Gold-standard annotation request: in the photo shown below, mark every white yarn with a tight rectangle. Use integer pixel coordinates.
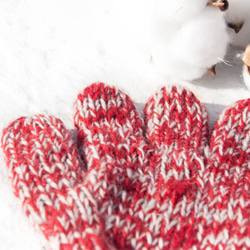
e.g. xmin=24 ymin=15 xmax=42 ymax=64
xmin=151 ymin=0 xmax=229 ymax=81
xmin=225 ymin=0 xmax=250 ymax=48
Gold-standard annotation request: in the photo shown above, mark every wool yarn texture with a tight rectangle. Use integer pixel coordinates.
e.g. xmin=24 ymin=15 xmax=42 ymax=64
xmin=1 ymin=115 xmax=115 ymax=250
xmin=2 ymin=82 xmax=250 ymax=249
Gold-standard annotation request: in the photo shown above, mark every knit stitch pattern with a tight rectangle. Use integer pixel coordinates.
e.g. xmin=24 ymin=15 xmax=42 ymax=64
xmin=1 ymin=82 xmax=250 ymax=250
xmin=1 ymin=115 xmax=114 ymax=250
xmin=74 ymin=83 xmax=148 ymax=247
xmin=128 ymin=86 xmax=210 ymax=249
xmin=129 ymin=87 xmax=250 ymax=250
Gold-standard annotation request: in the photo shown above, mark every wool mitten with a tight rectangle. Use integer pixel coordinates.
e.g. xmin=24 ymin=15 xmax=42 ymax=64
xmin=1 ymin=115 xmax=115 ymax=249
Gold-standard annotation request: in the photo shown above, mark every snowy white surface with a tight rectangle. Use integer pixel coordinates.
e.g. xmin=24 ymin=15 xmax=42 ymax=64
xmin=0 ymin=1 xmax=249 ymax=249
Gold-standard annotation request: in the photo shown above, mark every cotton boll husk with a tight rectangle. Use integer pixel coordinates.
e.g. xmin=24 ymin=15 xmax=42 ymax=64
xmin=225 ymin=0 xmax=250 ymax=48
xmin=151 ymin=5 xmax=229 ymax=81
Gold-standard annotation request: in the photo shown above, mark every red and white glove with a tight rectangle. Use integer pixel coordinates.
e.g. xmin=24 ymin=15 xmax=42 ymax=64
xmin=2 ymin=82 xmax=250 ymax=249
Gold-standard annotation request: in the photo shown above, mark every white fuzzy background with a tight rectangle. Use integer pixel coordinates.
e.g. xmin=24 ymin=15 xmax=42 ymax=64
xmin=0 ymin=1 xmax=249 ymax=249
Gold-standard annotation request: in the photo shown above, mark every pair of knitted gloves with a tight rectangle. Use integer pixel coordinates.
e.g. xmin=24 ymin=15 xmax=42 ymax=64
xmin=2 ymin=82 xmax=250 ymax=250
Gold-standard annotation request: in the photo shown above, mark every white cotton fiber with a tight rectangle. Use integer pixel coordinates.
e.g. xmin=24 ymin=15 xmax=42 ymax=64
xmin=225 ymin=0 xmax=250 ymax=48
xmin=151 ymin=0 xmax=229 ymax=81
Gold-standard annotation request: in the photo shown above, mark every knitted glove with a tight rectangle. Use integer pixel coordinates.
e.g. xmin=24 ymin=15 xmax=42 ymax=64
xmin=2 ymin=82 xmax=250 ymax=250
xmin=74 ymin=83 xmax=250 ymax=249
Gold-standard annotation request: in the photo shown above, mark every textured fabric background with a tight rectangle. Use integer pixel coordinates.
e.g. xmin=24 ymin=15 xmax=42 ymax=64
xmin=0 ymin=1 xmax=249 ymax=249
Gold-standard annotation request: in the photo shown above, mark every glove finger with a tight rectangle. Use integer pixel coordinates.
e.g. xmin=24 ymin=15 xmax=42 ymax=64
xmin=198 ymin=99 xmax=250 ymax=249
xmin=1 ymin=115 xmax=114 ymax=249
xmin=74 ymin=82 xmax=147 ymax=245
xmin=1 ymin=114 xmax=85 ymax=195
xmin=144 ymin=85 xmax=209 ymax=186
xmin=74 ymin=82 xmax=146 ymax=185
xmin=124 ymin=86 xmax=209 ymax=249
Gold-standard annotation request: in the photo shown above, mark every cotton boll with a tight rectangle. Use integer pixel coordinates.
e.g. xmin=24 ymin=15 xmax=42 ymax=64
xmin=151 ymin=2 xmax=229 ymax=81
xmin=225 ymin=0 xmax=250 ymax=48
xmin=243 ymin=45 xmax=250 ymax=89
